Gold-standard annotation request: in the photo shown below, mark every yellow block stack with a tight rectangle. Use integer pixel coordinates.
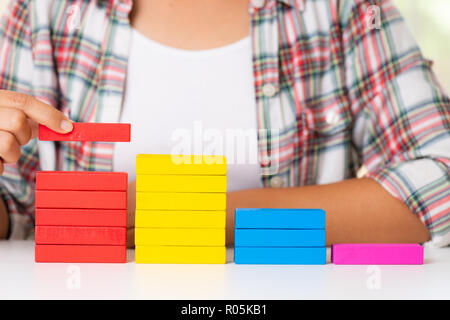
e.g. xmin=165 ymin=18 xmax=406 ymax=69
xmin=135 ymin=154 xmax=227 ymax=264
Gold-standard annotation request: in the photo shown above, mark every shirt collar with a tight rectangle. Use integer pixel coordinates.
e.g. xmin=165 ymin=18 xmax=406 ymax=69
xmin=96 ymin=0 xmax=305 ymax=10
xmin=94 ymin=0 xmax=306 ymax=16
xmin=95 ymin=0 xmax=133 ymax=14
xmin=95 ymin=0 xmax=131 ymax=7
xmin=277 ymin=0 xmax=305 ymax=10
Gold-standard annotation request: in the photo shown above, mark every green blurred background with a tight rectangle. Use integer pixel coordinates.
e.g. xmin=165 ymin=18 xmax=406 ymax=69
xmin=0 ymin=0 xmax=448 ymax=91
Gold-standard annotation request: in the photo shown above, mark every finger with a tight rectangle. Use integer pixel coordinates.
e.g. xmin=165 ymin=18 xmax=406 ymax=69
xmin=0 ymin=107 xmax=32 ymax=145
xmin=29 ymin=119 xmax=39 ymax=140
xmin=0 ymin=130 xmax=21 ymax=163
xmin=0 ymin=90 xmax=73 ymax=134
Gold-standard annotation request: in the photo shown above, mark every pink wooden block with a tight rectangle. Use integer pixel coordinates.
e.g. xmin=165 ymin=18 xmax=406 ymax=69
xmin=332 ymin=244 xmax=424 ymax=265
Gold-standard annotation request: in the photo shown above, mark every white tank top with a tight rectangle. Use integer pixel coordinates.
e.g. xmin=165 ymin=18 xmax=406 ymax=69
xmin=113 ymin=29 xmax=262 ymax=192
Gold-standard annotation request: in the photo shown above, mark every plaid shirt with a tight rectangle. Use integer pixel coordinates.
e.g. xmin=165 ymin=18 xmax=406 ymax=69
xmin=0 ymin=0 xmax=449 ymax=246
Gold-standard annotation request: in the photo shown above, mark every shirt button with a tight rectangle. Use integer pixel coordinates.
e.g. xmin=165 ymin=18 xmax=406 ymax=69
xmin=270 ymin=176 xmax=284 ymax=188
xmin=262 ymin=83 xmax=277 ymax=98
xmin=251 ymin=0 xmax=266 ymax=9
xmin=357 ymin=165 xmax=369 ymax=179
xmin=260 ymin=155 xmax=272 ymax=167
xmin=326 ymin=111 xmax=340 ymax=125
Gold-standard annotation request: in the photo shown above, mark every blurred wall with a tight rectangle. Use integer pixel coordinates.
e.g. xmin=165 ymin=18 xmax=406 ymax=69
xmin=0 ymin=0 xmax=448 ymax=91
xmin=394 ymin=0 xmax=450 ymax=92
xmin=0 ymin=0 xmax=7 ymax=14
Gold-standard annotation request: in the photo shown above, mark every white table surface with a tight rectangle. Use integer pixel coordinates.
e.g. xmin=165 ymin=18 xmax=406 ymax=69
xmin=1 ymin=241 xmax=449 ymax=300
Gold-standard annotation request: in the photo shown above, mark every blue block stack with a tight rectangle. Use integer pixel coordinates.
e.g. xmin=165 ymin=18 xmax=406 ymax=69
xmin=234 ymin=209 xmax=326 ymax=264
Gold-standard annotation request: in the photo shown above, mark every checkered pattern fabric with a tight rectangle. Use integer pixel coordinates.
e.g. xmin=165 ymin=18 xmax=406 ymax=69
xmin=0 ymin=0 xmax=448 ymax=245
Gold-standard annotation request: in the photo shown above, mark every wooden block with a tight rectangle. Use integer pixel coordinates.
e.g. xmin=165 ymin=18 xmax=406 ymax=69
xmin=332 ymin=244 xmax=424 ymax=265
xmin=35 ymin=208 xmax=127 ymax=227
xmin=135 ymin=228 xmax=225 ymax=246
xmin=234 ymin=229 xmax=325 ymax=247
xmin=35 ymin=226 xmax=126 ymax=245
xmin=36 ymin=171 xmax=127 ymax=191
xmin=39 ymin=123 xmax=131 ymax=142
xmin=136 ymin=175 xmax=227 ymax=193
xmin=135 ymin=246 xmax=226 ymax=264
xmin=136 ymin=154 xmax=226 ymax=175
xmin=35 ymin=190 xmax=127 ymax=209
xmin=235 ymin=208 xmax=325 ymax=229
xmin=35 ymin=245 xmax=126 ymax=263
xmin=136 ymin=192 xmax=226 ymax=210
xmin=135 ymin=210 xmax=226 ymax=228
xmin=234 ymin=247 xmax=326 ymax=265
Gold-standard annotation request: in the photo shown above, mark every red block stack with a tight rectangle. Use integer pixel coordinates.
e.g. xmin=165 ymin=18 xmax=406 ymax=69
xmin=35 ymin=123 xmax=130 ymax=263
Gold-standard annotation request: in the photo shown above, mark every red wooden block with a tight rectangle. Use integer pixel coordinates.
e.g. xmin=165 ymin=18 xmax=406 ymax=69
xmin=35 ymin=190 xmax=127 ymax=209
xmin=35 ymin=226 xmax=127 ymax=245
xmin=35 ymin=208 xmax=127 ymax=227
xmin=35 ymin=245 xmax=127 ymax=263
xmin=39 ymin=123 xmax=131 ymax=142
xmin=36 ymin=171 xmax=128 ymax=191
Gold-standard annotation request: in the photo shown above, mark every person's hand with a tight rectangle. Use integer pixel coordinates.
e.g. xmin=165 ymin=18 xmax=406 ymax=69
xmin=0 ymin=90 xmax=73 ymax=175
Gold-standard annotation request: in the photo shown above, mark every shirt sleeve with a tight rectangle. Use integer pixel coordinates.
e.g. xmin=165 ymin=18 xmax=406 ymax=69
xmin=0 ymin=0 xmax=39 ymax=239
xmin=341 ymin=0 xmax=450 ymax=246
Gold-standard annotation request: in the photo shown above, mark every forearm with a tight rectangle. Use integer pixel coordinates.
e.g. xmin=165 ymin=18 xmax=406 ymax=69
xmin=226 ymin=178 xmax=430 ymax=246
xmin=0 ymin=197 xmax=8 ymax=239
